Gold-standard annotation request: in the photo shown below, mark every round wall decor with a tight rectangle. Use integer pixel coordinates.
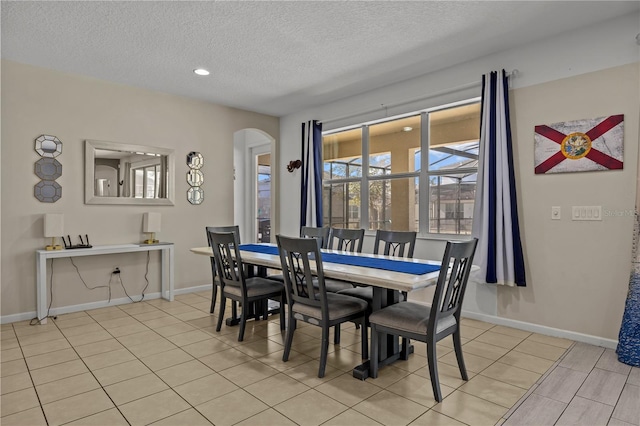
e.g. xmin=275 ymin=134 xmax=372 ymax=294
xmin=35 ymin=158 xmax=63 ymax=180
xmin=186 ymin=151 xmax=204 ymax=204
xmin=187 ymin=169 xmax=204 ymax=186
xmin=34 ymin=180 xmax=62 ymax=203
xmin=35 ymin=135 xmax=63 ymax=158
xmin=34 ymin=135 xmax=63 ymax=203
xmin=186 ymin=151 xmax=204 ymax=169
xmin=187 ymin=186 xmax=204 ymax=205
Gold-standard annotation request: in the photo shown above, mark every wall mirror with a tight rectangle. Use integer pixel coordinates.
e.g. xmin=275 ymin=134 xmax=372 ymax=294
xmin=85 ymin=140 xmax=175 ymax=205
xmin=35 ymin=135 xmax=62 ymax=158
xmin=187 ymin=169 xmax=204 ymax=186
xmin=186 ymin=151 xmax=203 ymax=169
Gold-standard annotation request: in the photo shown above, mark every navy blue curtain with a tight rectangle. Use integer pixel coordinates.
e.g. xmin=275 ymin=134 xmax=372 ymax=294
xmin=472 ymin=70 xmax=526 ymax=286
xmin=300 ymin=120 xmax=323 ymax=228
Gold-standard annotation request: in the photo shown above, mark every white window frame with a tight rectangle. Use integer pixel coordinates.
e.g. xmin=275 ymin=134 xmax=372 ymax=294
xmin=322 ymin=98 xmax=480 ymax=238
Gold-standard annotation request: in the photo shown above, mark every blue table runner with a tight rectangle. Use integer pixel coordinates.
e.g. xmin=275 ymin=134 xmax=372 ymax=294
xmin=239 ymin=244 xmax=439 ymax=275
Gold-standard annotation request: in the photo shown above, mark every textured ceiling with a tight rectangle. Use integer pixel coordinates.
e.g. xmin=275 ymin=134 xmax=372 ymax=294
xmin=2 ymin=1 xmax=638 ymax=116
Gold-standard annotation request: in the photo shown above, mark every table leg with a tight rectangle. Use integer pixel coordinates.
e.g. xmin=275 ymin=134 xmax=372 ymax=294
xmin=36 ymin=253 xmax=48 ymax=324
xmin=161 ymin=245 xmax=174 ymax=301
xmin=352 ymin=287 xmax=409 ymax=380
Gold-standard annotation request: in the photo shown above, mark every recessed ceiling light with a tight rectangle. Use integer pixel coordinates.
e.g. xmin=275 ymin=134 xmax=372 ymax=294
xmin=403 ymin=126 xmax=413 ymax=132
xmin=194 ymin=68 xmax=210 ymax=76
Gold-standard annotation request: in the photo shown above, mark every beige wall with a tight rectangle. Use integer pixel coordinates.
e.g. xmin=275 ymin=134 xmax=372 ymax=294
xmin=278 ymin=12 xmax=639 ymax=344
xmin=499 ymin=63 xmax=639 ymax=340
xmin=1 ymin=60 xmax=279 ymax=318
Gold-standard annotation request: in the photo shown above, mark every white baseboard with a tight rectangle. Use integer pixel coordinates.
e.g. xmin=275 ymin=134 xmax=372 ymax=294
xmin=1 ymin=284 xmax=215 ymax=325
xmin=173 ymin=284 xmax=213 ymax=295
xmin=462 ymin=309 xmax=619 ymax=349
xmin=1 ymin=283 xmax=619 ymax=350
xmin=1 ymin=293 xmax=161 ymax=324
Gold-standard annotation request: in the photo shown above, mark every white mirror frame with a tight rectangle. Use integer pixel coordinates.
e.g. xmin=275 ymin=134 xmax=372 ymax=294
xmin=85 ymin=140 xmax=175 ymax=205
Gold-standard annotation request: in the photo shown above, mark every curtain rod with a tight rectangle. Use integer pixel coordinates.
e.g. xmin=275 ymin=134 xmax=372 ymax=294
xmin=319 ymin=69 xmax=519 ymax=126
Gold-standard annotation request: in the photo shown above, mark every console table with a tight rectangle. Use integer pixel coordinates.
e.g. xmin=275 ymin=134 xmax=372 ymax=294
xmin=36 ymin=243 xmax=174 ymax=324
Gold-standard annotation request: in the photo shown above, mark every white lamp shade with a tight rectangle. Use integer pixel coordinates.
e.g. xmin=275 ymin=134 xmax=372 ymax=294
xmin=44 ymin=214 xmax=64 ymax=237
xmin=143 ymin=212 xmax=161 ymax=233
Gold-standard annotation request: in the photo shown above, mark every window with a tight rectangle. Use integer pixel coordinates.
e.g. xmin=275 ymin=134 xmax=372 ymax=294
xmin=322 ymin=101 xmax=480 ymax=235
xmin=133 ymin=164 xmax=161 ymax=199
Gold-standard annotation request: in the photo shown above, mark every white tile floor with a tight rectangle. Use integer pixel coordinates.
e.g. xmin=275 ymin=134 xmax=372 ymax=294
xmin=1 ymin=291 xmax=638 ymax=425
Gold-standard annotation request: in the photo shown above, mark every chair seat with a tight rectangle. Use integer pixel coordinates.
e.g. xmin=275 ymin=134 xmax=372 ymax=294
xmin=369 ymin=301 xmax=456 ymax=335
xmin=268 ymin=274 xmax=353 ymax=293
xmin=293 ymin=293 xmax=368 ymax=323
xmin=337 ymin=285 xmax=373 ymax=301
xmin=224 ymin=277 xmax=283 ymax=298
xmin=267 ymin=273 xmax=284 ymax=282
xmin=321 ymin=278 xmax=355 ymax=293
xmin=337 ymin=286 xmax=406 ymax=302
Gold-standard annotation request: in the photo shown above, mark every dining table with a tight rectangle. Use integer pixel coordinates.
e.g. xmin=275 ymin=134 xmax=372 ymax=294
xmin=190 ymin=242 xmax=445 ymax=380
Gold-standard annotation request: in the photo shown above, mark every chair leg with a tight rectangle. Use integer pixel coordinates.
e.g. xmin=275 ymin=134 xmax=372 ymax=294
xmin=279 ymin=297 xmax=286 ymax=331
xmin=427 ymin=338 xmax=442 ymax=402
xmin=319 ymin=325 xmax=330 ymax=378
xmin=210 ymin=282 xmax=218 ymax=314
xmin=360 ymin=317 xmax=368 ymax=359
xmin=453 ymin=330 xmax=468 ymax=381
xmin=369 ymin=324 xmax=379 ymax=378
xmin=282 ymin=316 xmax=296 ymax=362
xmin=334 ymin=324 xmax=341 ymax=345
xmin=215 ymin=295 xmax=226 ymax=332
xmin=238 ymin=303 xmax=247 ymax=342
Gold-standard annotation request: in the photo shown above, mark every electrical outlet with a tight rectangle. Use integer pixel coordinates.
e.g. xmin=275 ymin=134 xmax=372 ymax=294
xmin=113 ymin=267 xmax=120 ymax=274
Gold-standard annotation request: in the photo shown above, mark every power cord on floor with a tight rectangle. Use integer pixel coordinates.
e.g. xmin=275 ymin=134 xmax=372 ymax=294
xmin=30 ymin=250 xmax=153 ymax=324
xmin=114 ymin=251 xmax=150 ymax=303
xmin=70 ymin=257 xmax=112 ymax=303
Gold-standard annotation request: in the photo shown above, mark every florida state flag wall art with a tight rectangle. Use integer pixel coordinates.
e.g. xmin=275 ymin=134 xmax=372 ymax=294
xmin=534 ymin=115 xmax=624 ymax=174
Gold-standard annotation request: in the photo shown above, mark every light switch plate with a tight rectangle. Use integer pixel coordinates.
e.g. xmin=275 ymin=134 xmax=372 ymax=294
xmin=551 ymin=206 xmax=561 ymax=220
xmin=572 ymin=206 xmax=602 ymax=221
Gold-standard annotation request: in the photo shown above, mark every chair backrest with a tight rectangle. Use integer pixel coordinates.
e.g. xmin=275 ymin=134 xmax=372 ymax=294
xmin=328 ymin=228 xmax=365 ymax=252
xmin=300 ymin=226 xmax=330 ymax=249
xmin=374 ymin=230 xmax=417 ymax=258
xmin=429 ymin=238 xmax=478 ymax=333
xmin=206 ymin=225 xmax=240 ymax=248
xmin=209 ymin=231 xmax=246 ymax=295
xmin=276 ymin=234 xmax=329 ymax=317
xmin=206 ymin=226 xmax=241 ymax=281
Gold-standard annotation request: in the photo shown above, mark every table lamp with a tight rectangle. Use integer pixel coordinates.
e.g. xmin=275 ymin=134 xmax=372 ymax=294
xmin=44 ymin=213 xmax=64 ymax=250
xmin=142 ymin=212 xmax=160 ymax=244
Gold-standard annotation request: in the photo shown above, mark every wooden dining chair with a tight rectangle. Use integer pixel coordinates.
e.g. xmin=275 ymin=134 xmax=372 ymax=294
xmin=369 ymin=238 xmax=478 ymax=402
xmin=338 ymin=229 xmax=417 ymax=301
xmin=205 ymin=225 xmax=240 ymax=314
xmin=267 ymin=226 xmax=329 ymax=281
xmin=300 ymin=226 xmax=330 ymax=249
xmin=209 ymin=231 xmax=285 ymax=342
xmin=327 ymin=227 xmax=365 ymax=252
xmin=337 ymin=229 xmax=417 ymax=336
xmin=373 ymin=229 xmax=417 ymax=258
xmin=324 ymin=227 xmax=365 ymax=291
xmin=276 ymin=234 xmax=369 ymax=378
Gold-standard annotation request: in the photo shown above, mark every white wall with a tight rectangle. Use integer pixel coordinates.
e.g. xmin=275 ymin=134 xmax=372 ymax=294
xmin=277 ymin=13 xmax=640 ymax=344
xmin=1 ymin=60 xmax=279 ymax=320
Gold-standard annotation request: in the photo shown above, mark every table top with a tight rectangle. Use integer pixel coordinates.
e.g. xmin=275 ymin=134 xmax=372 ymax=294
xmin=190 ymin=243 xmax=442 ymax=293
xmin=37 ymin=242 xmax=174 ymax=258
